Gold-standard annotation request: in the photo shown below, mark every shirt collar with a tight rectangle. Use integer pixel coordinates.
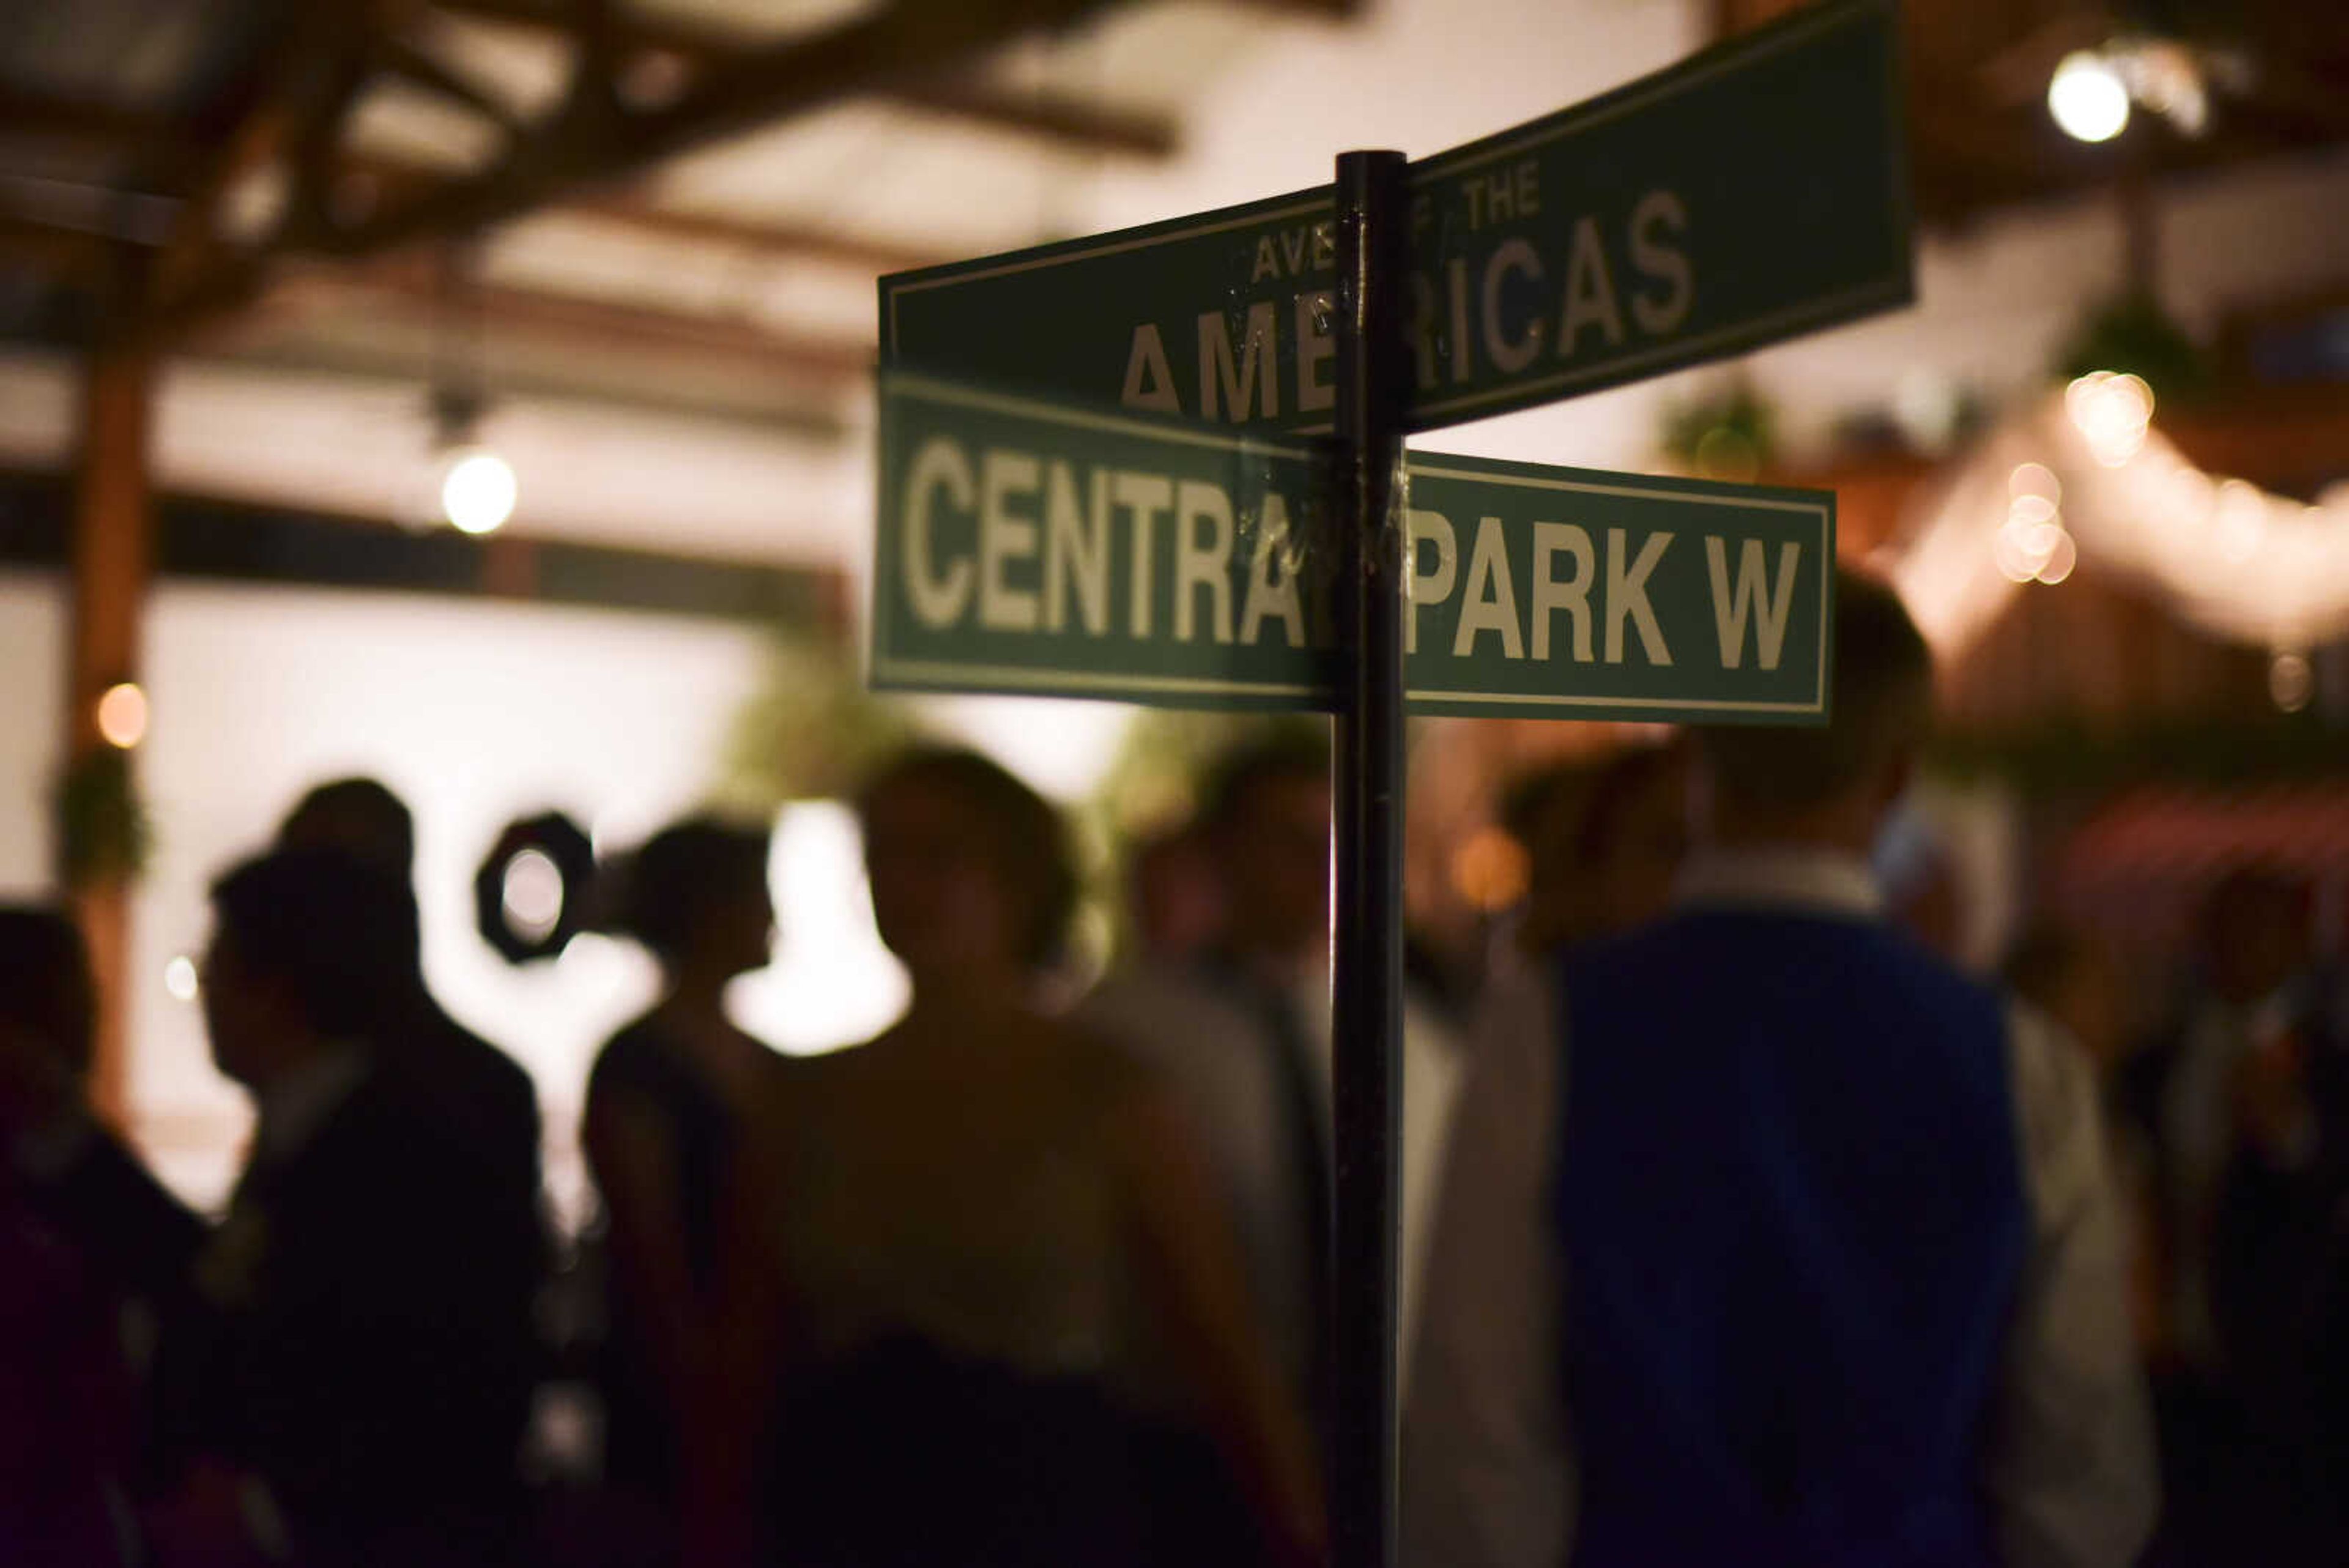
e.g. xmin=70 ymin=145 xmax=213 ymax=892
xmin=251 ymin=1041 xmax=369 ymax=1165
xmin=1672 ymin=847 xmax=1884 ymax=920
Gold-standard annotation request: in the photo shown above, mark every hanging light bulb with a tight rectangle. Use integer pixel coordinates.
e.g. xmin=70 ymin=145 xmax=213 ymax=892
xmin=441 ymin=446 xmax=518 ymax=535
xmin=2050 ymin=51 xmax=2131 ymax=143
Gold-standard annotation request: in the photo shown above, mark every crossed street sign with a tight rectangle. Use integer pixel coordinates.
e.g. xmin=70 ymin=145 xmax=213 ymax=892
xmin=872 ymin=371 xmax=1835 ymax=723
xmin=866 ymin=2 xmax=1912 ymax=1562
xmin=883 ymin=0 xmax=1907 ymax=439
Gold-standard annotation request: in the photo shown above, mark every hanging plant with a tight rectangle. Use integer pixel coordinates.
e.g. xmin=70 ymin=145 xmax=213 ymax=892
xmin=716 ymin=627 xmax=924 ymax=812
xmin=2056 ymin=291 xmax=2211 ymax=404
xmin=56 ymin=747 xmax=151 ymax=888
xmin=1660 ymin=379 xmax=1779 ymax=481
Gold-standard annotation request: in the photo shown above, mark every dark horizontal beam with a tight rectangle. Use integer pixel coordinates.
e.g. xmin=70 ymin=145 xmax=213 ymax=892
xmin=340 ymin=151 xmax=948 ymax=273
xmin=0 ymin=468 xmax=834 ymax=625
xmin=431 ymin=0 xmax=1179 ymax=158
xmin=267 ymin=259 xmax=873 ymax=385
xmin=321 ymin=0 xmax=1119 ymax=261
xmin=0 ymin=85 xmax=180 ymax=151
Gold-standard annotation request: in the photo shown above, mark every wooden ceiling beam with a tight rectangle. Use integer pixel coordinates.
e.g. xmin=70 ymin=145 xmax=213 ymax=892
xmin=266 ymin=258 xmax=872 ymax=385
xmin=338 ymin=150 xmax=949 ymax=273
xmin=428 ymin=0 xmax=1178 ymax=159
xmin=0 ymin=86 xmax=179 ymax=152
xmin=316 ymin=0 xmax=1123 ymax=261
xmin=374 ymin=34 xmax=531 ymax=139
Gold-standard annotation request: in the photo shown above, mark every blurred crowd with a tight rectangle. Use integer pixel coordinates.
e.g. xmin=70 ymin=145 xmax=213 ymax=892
xmin=2 ymin=571 xmax=2344 ymax=1567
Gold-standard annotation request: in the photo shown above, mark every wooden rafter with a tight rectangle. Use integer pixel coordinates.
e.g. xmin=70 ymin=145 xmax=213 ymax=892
xmin=342 ymin=150 xmax=950 ymax=274
xmin=315 ymin=0 xmax=1125 ymax=256
xmin=260 ymin=258 xmax=873 ymax=388
xmin=428 ymin=0 xmax=1179 ymax=159
xmin=0 ymin=86 xmax=179 ymax=153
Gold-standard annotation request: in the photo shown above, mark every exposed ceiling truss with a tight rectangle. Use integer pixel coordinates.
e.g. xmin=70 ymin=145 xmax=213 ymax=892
xmin=0 ymin=0 xmax=1366 ymax=404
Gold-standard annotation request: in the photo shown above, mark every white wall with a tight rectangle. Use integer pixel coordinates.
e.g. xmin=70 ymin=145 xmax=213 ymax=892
xmin=127 ymin=584 xmax=774 ymax=1216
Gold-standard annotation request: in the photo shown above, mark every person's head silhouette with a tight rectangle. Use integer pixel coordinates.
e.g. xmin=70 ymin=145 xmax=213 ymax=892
xmin=857 ymin=746 xmax=1075 ymax=996
xmin=615 ymin=819 xmax=774 ymax=994
xmin=1698 ymin=571 xmax=1932 ymax=855
xmin=202 ymin=847 xmax=414 ymax=1090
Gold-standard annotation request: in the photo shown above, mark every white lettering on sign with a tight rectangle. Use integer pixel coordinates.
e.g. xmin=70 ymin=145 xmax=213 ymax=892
xmin=1121 ymin=324 xmax=1180 ymax=413
xmin=1529 ymin=522 xmax=1595 ymax=661
xmin=979 ymin=450 xmax=1042 ymax=631
xmin=1630 ymin=190 xmax=1693 ymax=335
xmin=1043 ymin=464 xmax=1110 ymax=635
xmin=1453 ymin=516 xmax=1525 ymax=661
xmin=1404 ymin=509 xmax=1458 ymax=656
xmin=1560 ymin=216 xmax=1625 ymax=358
xmin=1606 ymin=527 xmax=1674 ymax=666
xmin=1482 ymin=239 xmax=1545 ymax=374
xmin=1199 ymin=302 xmax=1278 ymax=423
xmin=1111 ymin=188 xmax=1699 ymax=423
xmin=1296 ymin=291 xmax=1335 ymax=414
xmin=1113 ymin=471 xmax=1173 ymax=638
xmin=1241 ymin=494 xmax=1308 ymax=648
xmin=906 ymin=436 xmax=976 ymax=630
xmin=1706 ymin=537 xmax=1801 ymax=670
xmin=1174 ymin=481 xmax=1236 ymax=644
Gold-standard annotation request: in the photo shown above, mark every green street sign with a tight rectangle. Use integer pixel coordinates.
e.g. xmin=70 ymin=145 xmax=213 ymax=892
xmin=872 ymin=373 xmax=1834 ymax=723
xmin=881 ymin=0 xmax=1908 ymax=436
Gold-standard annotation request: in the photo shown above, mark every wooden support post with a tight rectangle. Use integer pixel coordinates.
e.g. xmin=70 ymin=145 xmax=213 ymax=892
xmin=67 ymin=345 xmax=157 ymax=1128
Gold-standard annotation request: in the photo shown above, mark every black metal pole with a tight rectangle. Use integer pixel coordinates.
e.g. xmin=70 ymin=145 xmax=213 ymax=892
xmin=1329 ymin=147 xmax=1409 ymax=1568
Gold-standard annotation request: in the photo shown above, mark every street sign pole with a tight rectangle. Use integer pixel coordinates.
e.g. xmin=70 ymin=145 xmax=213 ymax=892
xmin=1329 ymin=147 xmax=1409 ymax=1568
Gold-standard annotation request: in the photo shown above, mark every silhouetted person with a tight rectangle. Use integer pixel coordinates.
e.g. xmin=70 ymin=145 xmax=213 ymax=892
xmin=1083 ymin=733 xmax=1464 ymax=1426
xmin=1405 ymin=573 xmax=2157 ymax=1568
xmin=582 ymin=817 xmax=780 ymax=1554
xmin=161 ymin=848 xmax=536 ymax=1565
xmin=277 ymin=778 xmax=543 ymax=1232
xmin=754 ymin=747 xmax=1322 ymax=1568
xmin=2004 ymin=926 xmax=2164 ymax=1358
xmin=1126 ymin=820 xmax=1226 ymax=965
xmin=0 ymin=906 xmax=204 ymax=1333
xmin=2119 ymin=871 xmax=2349 ymax=1561
xmin=0 ymin=1173 xmax=136 ymax=1564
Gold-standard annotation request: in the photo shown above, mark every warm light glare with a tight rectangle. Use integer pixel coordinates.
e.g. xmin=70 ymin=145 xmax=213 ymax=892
xmin=2008 ymin=463 xmax=2061 ymax=502
xmin=2067 ymin=371 xmax=2153 ymax=466
xmin=95 ymin=682 xmax=149 ymax=749
xmin=2215 ymin=478 xmax=2266 ymax=563
xmin=164 ymin=955 xmax=199 ymax=1003
xmin=441 ymin=449 xmax=518 ymax=535
xmin=2050 ymin=51 xmax=2131 ymax=143
xmin=2036 ymin=529 xmax=2078 ymax=585
xmin=500 ymin=848 xmax=566 ymax=943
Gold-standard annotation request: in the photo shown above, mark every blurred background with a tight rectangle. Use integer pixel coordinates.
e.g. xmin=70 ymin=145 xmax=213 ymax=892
xmin=2 ymin=0 xmax=2345 ymax=1219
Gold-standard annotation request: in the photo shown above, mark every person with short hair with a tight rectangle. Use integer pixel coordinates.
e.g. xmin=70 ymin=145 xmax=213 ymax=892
xmin=1403 ymin=572 xmax=2158 ymax=1568
xmin=276 ymin=776 xmax=544 ymax=1234
xmin=165 ymin=846 xmax=537 ymax=1565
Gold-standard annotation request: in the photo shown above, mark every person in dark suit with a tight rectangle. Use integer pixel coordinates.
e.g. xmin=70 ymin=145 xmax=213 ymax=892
xmin=277 ymin=777 xmax=545 ymax=1231
xmin=158 ymin=847 xmax=536 ymax=1566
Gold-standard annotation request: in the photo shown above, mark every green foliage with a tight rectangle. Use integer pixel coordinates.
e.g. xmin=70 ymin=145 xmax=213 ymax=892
xmin=1660 ymin=379 xmax=1779 ymax=479
xmin=714 ymin=628 xmax=925 ymax=812
xmin=1089 ymin=710 xmax=1329 ymax=836
xmin=56 ymin=747 xmax=150 ymax=888
xmin=2056 ymin=291 xmax=2212 ymax=403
